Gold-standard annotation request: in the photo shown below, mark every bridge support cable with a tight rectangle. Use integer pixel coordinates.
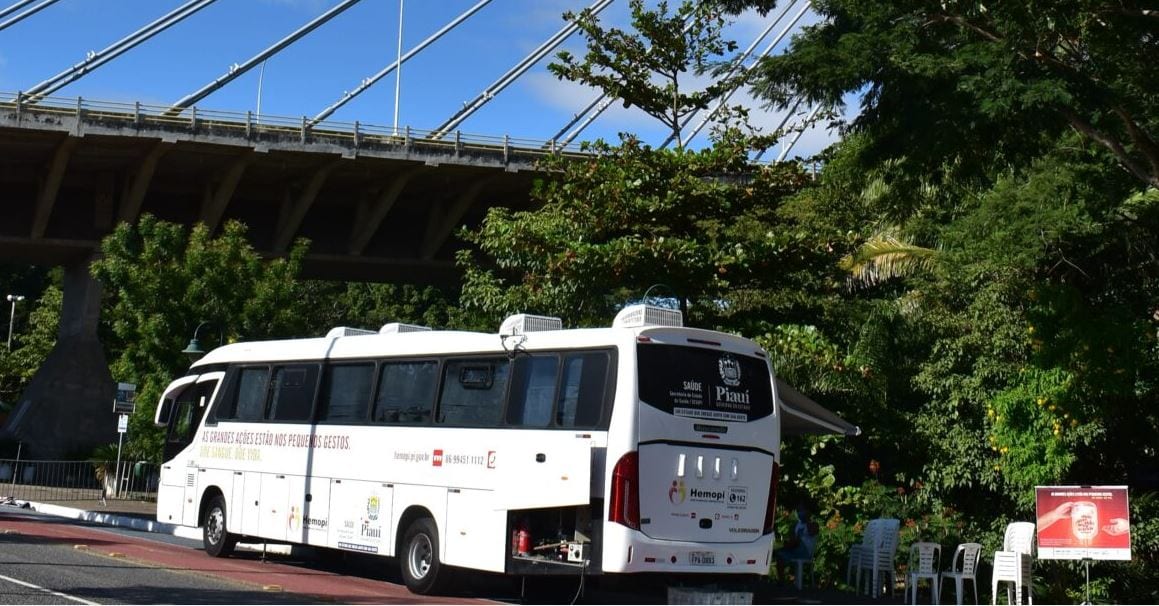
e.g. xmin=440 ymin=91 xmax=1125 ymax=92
xmin=0 ymin=0 xmax=58 ymax=31
xmin=310 ymin=0 xmax=494 ymax=127
xmin=550 ymin=1 xmax=699 ymax=150
xmin=0 ymin=0 xmax=37 ymax=20
xmin=19 ymin=0 xmax=217 ymax=103
xmin=661 ymin=0 xmax=810 ymax=149
xmin=429 ymin=0 xmax=615 ymax=140
xmin=167 ymin=0 xmax=363 ymax=114
xmin=750 ymin=96 xmax=803 ymax=161
xmin=667 ymin=0 xmax=811 ymax=149
xmin=772 ymin=102 xmax=823 ymax=162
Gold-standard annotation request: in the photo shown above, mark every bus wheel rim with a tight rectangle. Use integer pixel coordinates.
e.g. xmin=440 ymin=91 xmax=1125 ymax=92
xmin=207 ymin=508 xmax=224 ymax=544
xmin=408 ymin=534 xmax=432 ymax=579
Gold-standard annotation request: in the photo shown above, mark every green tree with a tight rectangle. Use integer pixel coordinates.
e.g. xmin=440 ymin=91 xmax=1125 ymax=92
xmin=725 ymin=0 xmax=1159 ymax=189
xmin=91 ymin=215 xmax=310 ymax=459
xmin=551 ymin=0 xmax=743 ymax=148
xmin=714 ymin=1 xmax=1159 ymax=597
xmin=458 ymin=134 xmax=815 ymax=330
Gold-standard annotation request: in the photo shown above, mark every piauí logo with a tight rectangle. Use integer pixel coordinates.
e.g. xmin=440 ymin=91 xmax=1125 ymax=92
xmin=669 ymin=479 xmax=687 ymax=505
xmin=367 ymin=495 xmax=380 ymax=521
xmin=719 ymin=354 xmax=742 ymax=387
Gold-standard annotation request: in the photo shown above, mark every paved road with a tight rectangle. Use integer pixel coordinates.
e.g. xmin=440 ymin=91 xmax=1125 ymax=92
xmin=1 ymin=504 xmax=877 ymax=605
xmin=0 ymin=509 xmax=492 ymax=604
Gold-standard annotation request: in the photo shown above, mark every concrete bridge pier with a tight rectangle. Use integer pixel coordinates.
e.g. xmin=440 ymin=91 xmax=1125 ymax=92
xmin=2 ymin=260 xmax=116 ymax=459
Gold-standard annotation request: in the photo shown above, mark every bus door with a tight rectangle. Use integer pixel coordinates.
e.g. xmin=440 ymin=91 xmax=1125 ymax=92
xmin=157 ymin=373 xmax=223 ymax=525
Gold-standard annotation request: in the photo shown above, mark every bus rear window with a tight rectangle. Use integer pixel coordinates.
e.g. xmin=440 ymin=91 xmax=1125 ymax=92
xmin=636 ymin=343 xmax=773 ymax=422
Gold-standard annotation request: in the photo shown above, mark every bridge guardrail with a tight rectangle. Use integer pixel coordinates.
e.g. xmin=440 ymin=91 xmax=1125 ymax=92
xmin=0 ymin=90 xmax=580 ymax=161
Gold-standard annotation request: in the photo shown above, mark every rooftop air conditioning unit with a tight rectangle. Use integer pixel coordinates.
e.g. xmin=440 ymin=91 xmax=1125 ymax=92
xmin=612 ymin=304 xmax=683 ymax=328
xmin=380 ymin=322 xmax=432 ymax=334
xmin=500 ymin=313 xmax=563 ymax=335
xmin=325 ymin=326 xmax=377 ymax=338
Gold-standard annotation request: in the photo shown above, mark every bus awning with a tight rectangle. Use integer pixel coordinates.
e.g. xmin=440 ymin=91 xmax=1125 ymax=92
xmin=776 ymin=378 xmax=861 ymax=437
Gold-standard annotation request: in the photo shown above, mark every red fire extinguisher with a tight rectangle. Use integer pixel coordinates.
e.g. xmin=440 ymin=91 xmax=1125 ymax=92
xmin=512 ymin=523 xmax=531 ymax=556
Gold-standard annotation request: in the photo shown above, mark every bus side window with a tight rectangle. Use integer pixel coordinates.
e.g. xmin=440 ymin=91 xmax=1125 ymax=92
xmin=319 ymin=363 xmax=374 ymax=423
xmin=506 ymin=355 xmax=559 ymax=427
xmin=233 ymin=367 xmax=270 ymax=421
xmin=438 ymin=358 xmax=509 ymax=426
xmin=267 ymin=365 xmax=319 ymax=422
xmin=374 ymin=361 xmax=438 ymax=424
xmin=557 ymin=351 xmax=610 ymax=428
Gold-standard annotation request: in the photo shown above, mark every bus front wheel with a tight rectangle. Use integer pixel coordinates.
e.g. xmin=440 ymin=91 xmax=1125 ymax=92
xmin=400 ymin=517 xmax=447 ymax=594
xmin=203 ymin=494 xmax=237 ymax=558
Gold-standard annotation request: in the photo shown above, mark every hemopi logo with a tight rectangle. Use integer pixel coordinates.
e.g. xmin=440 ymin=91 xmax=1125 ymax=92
xmin=690 ymin=487 xmax=726 ymax=503
xmin=669 ymin=479 xmax=687 ymax=505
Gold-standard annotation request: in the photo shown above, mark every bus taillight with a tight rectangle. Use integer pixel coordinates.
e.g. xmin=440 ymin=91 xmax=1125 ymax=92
xmin=763 ymin=461 xmax=779 ymax=535
xmin=609 ymin=451 xmax=640 ymax=530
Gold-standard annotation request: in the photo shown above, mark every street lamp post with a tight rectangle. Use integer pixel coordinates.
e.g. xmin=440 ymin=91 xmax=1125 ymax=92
xmin=6 ymin=294 xmax=25 ymax=350
xmin=182 ymin=321 xmax=222 ymax=361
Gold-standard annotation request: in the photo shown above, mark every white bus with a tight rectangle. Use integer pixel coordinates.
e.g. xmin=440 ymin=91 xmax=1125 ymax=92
xmin=154 ymin=305 xmax=788 ymax=595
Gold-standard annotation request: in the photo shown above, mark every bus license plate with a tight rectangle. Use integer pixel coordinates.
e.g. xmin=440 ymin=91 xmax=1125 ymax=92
xmin=689 ymin=551 xmax=715 ymax=566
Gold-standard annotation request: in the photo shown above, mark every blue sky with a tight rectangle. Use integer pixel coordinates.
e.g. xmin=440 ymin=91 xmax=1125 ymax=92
xmin=0 ymin=0 xmax=848 ymax=156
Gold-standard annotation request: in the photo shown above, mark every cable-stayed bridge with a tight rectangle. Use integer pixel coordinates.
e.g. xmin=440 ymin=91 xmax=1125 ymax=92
xmin=1 ymin=0 xmax=829 ymax=457
xmin=0 ymin=0 xmax=820 ymax=279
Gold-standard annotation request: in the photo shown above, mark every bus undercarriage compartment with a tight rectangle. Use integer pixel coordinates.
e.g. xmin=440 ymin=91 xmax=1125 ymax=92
xmin=507 ymin=504 xmax=601 ymax=575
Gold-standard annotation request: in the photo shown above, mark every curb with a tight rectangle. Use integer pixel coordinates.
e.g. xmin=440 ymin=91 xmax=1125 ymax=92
xmin=26 ymin=501 xmax=298 ymax=556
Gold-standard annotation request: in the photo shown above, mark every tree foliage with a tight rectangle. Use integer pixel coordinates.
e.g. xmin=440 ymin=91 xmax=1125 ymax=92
xmin=551 ymin=0 xmax=744 ymax=148
xmin=710 ymin=0 xmax=1159 ymax=599
xmin=90 ymin=215 xmax=310 ymax=459
xmin=459 ymin=134 xmax=816 ymax=329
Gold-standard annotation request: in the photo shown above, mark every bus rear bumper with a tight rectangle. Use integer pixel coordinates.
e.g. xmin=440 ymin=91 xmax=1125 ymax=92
xmin=599 ymin=524 xmax=773 ymax=575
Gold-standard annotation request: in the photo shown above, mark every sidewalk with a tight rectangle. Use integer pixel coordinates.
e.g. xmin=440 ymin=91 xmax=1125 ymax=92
xmin=2 ymin=496 xmax=297 ymax=554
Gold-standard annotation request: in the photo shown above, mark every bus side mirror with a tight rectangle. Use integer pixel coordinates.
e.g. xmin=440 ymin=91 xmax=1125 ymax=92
xmin=155 ymin=398 xmax=174 ymax=427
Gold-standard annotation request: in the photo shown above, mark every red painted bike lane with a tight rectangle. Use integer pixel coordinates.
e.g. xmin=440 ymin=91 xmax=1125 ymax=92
xmin=0 ymin=511 xmax=498 ymax=605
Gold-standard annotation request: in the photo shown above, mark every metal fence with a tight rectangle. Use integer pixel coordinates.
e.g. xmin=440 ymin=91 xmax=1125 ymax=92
xmin=0 ymin=458 xmax=158 ymax=503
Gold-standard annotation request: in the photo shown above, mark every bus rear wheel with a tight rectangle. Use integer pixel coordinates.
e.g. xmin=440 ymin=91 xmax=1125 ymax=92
xmin=400 ymin=517 xmax=447 ymax=594
xmin=203 ymin=494 xmax=237 ymax=558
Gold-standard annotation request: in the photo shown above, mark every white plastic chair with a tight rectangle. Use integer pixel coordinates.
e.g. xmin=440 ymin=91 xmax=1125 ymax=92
xmin=786 ymin=522 xmax=819 ymax=590
xmin=907 ymin=542 xmax=941 ymax=604
xmin=858 ymin=518 xmax=901 ymax=599
xmin=789 ymin=556 xmax=815 ymax=590
xmin=940 ymin=542 xmax=982 ymax=605
xmin=991 ymin=522 xmax=1035 ymax=605
xmin=852 ymin=520 xmax=881 ymax=592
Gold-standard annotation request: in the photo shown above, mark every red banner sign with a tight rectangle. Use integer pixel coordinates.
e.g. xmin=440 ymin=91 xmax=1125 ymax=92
xmin=1035 ymin=486 xmax=1131 ymax=560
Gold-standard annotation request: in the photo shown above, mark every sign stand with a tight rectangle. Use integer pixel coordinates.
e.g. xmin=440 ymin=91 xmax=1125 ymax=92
xmin=114 ymin=413 xmax=128 ymax=499
xmin=1081 ymin=558 xmax=1092 ymax=605
xmin=112 ymin=383 xmax=136 ymax=501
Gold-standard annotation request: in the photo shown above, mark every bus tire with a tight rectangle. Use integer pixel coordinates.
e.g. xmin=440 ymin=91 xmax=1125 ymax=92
xmin=203 ymin=494 xmax=237 ymax=558
xmin=400 ymin=517 xmax=447 ymax=594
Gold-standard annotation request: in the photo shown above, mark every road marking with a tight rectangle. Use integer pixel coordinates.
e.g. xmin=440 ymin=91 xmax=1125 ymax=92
xmin=0 ymin=573 xmax=101 ymax=605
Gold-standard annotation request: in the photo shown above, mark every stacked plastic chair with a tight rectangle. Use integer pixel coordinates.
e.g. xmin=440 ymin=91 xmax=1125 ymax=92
xmin=991 ymin=522 xmax=1035 ymax=605
xmin=856 ymin=518 xmax=901 ymax=599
